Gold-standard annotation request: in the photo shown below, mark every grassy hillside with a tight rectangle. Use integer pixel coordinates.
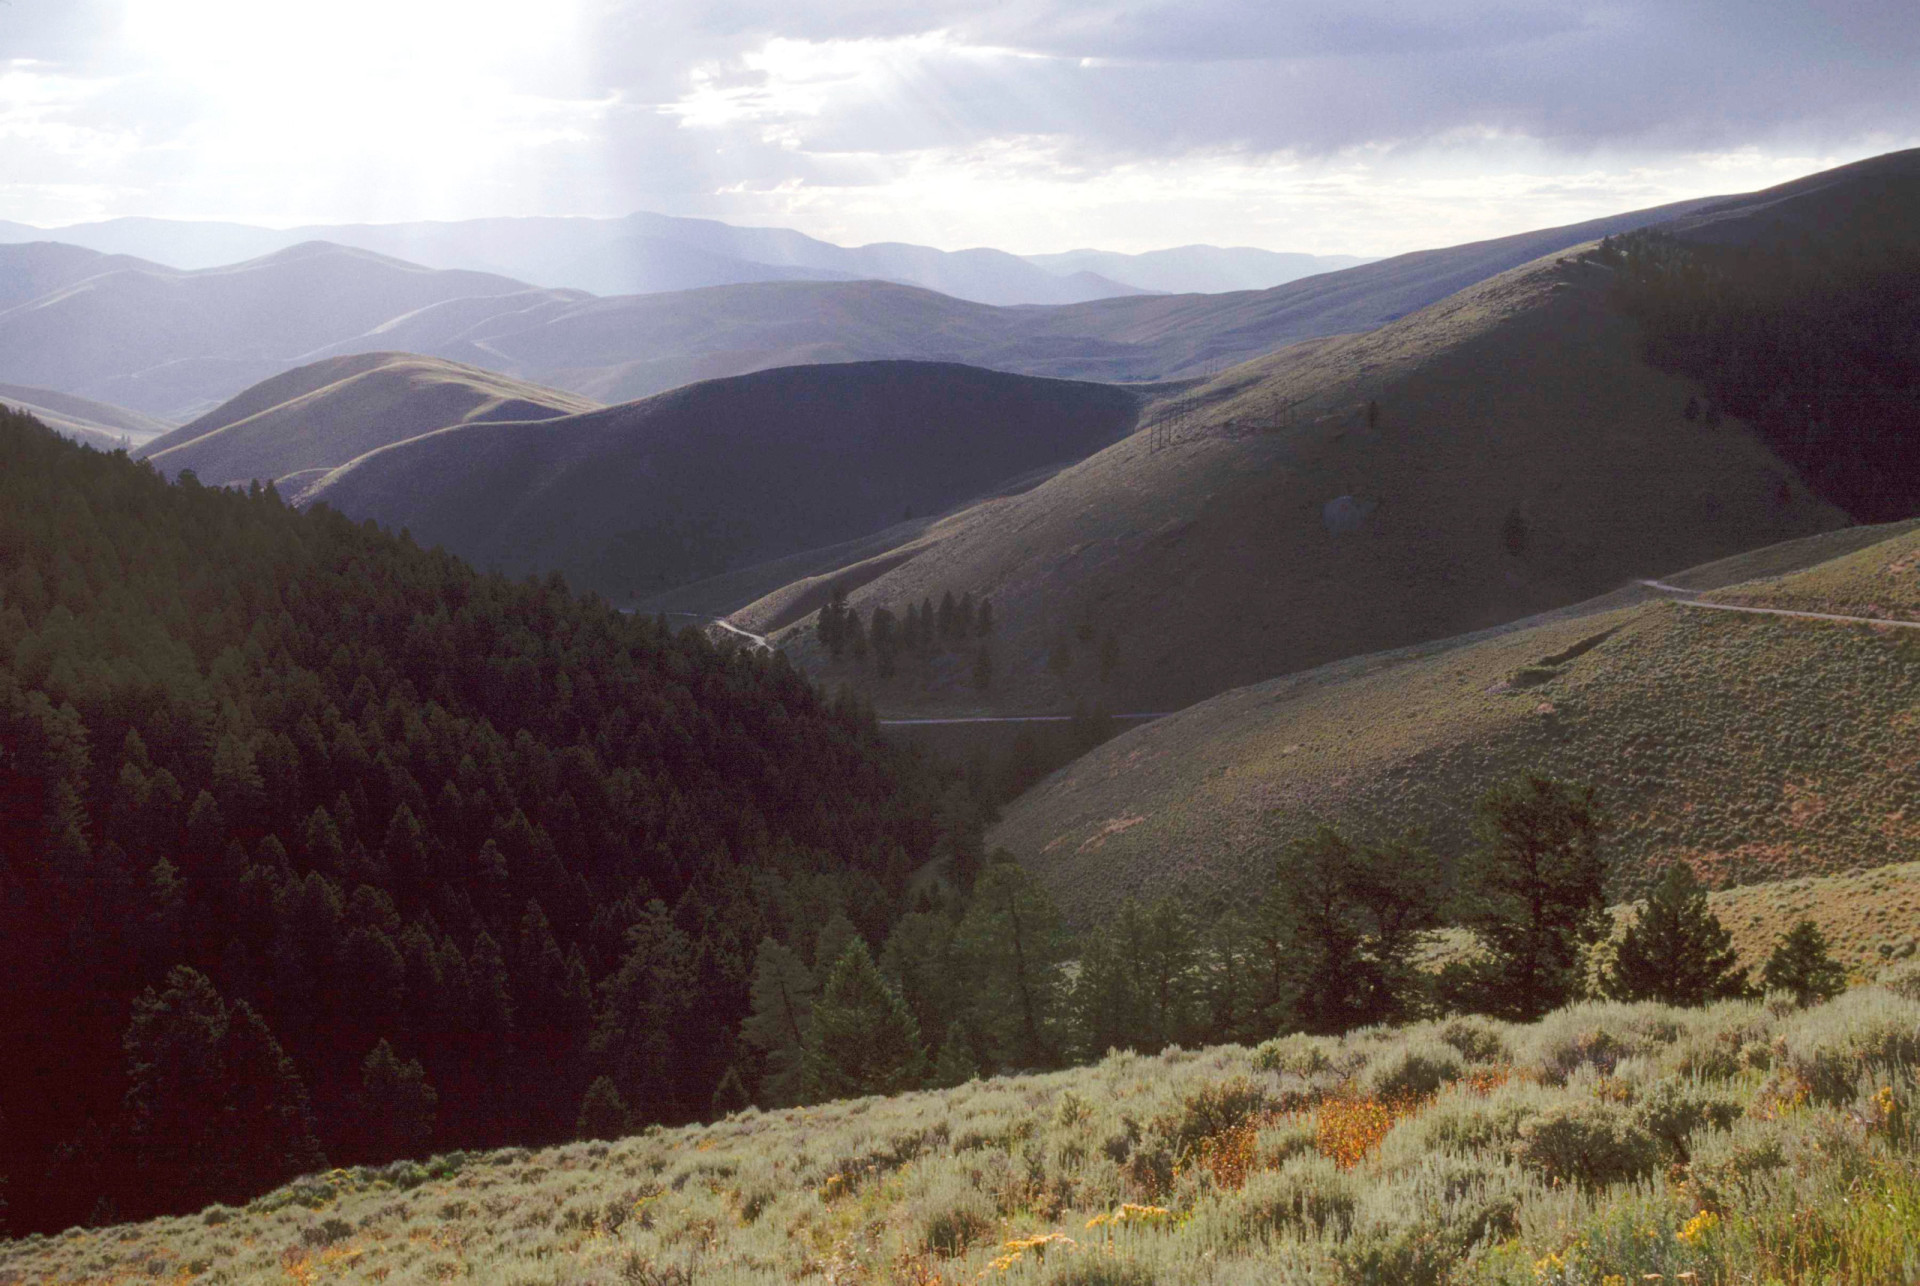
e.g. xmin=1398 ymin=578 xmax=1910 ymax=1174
xmin=8 ymin=978 xmax=1919 ymax=1284
xmin=0 ymin=381 xmax=172 ymax=450
xmin=0 ymin=242 xmax=574 ymax=420
xmin=298 ymin=361 xmax=1143 ymax=602
xmin=140 ymin=353 xmax=600 ymax=489
xmin=741 ymin=246 xmax=1842 ymax=716
xmin=990 ymin=520 xmax=1920 ymax=927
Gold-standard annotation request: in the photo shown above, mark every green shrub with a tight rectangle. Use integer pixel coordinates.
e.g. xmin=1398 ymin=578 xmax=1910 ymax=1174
xmin=1041 ymin=1256 xmax=1157 ymax=1286
xmin=1631 ymin=1079 xmax=1743 ymax=1160
xmin=1153 ymin=1077 xmax=1269 ymax=1157
xmin=1338 ymin=1155 xmax=1531 ymax=1286
xmin=1256 ymin=1119 xmax=1317 ymax=1169
xmin=1378 ymin=1080 xmax=1551 ymax=1163
xmin=1362 ymin=1040 xmax=1465 ymax=1100
xmin=919 ymin=1195 xmax=994 ymax=1257
xmin=1512 ymin=1100 xmax=1662 ymax=1187
xmin=1781 ymin=989 xmax=1920 ymax=1103
xmin=1437 ymin=1017 xmax=1510 ymax=1065
xmin=1253 ymin=1035 xmax=1342 ymax=1077
xmin=1878 ymin=961 xmax=1920 ymax=1002
xmin=1226 ymin=1154 xmax=1358 ymax=1244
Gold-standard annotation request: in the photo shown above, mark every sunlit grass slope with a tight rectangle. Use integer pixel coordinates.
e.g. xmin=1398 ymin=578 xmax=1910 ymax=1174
xmin=9 ymin=979 xmax=1920 ymax=1285
xmin=140 ymin=353 xmax=600 ymax=489
xmin=992 ymin=521 xmax=1920 ymax=927
xmin=742 ymin=248 xmax=1842 ymax=716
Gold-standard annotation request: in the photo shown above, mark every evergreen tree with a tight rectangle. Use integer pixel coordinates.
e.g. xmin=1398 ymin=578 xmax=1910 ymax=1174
xmin=869 ymin=607 xmax=898 ymax=678
xmin=711 ymin=1065 xmax=752 ymax=1116
xmin=739 ymin=938 xmax=815 ymax=1106
xmin=1456 ymin=776 xmax=1607 ymax=1020
xmin=1762 ymin=919 xmax=1849 ymax=1006
xmin=800 ymin=940 xmax=926 ymax=1101
xmin=930 ymin=1021 xmax=979 ymax=1088
xmin=957 ymin=592 xmax=976 ymax=637
xmin=847 ymin=610 xmax=868 ymax=665
xmin=574 ymin=1075 xmax=629 ymax=1140
xmin=220 ymin=1001 xmax=325 ymax=1197
xmin=938 ymin=592 xmax=957 ymax=640
xmin=976 ymin=598 xmax=994 ymax=636
xmin=591 ymin=901 xmax=698 ymax=1121
xmin=958 ymin=860 xmax=1068 ymax=1070
xmin=919 ymin=597 xmax=936 ymax=649
xmin=358 ymin=1040 xmax=438 ymax=1162
xmin=1606 ymin=864 xmax=1747 ymax=1005
xmin=878 ymin=912 xmax=963 ymax=1050
xmin=122 ymin=966 xmax=235 ymax=1210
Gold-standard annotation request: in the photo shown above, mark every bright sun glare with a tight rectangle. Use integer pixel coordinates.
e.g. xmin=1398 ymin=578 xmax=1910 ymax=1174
xmin=118 ymin=0 xmax=598 ymax=218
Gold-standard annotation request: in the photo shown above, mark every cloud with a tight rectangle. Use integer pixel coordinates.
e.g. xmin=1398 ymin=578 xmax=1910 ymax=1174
xmin=0 ymin=0 xmax=1912 ymax=249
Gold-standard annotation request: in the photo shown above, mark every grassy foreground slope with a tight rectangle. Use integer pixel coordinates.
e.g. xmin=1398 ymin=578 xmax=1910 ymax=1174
xmin=743 ymin=249 xmax=1841 ymax=714
xmin=299 ymin=361 xmax=1143 ymax=602
xmin=8 ymin=979 xmax=1919 ymax=1285
xmin=992 ymin=521 xmax=1920 ymax=927
xmin=139 ymin=353 xmax=600 ymax=489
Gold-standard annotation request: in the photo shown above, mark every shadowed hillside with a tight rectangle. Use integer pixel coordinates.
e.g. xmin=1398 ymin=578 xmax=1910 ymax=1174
xmin=297 ymin=361 xmax=1144 ymax=602
xmin=740 ymin=249 xmax=1842 ymax=715
xmin=140 ymin=353 xmax=600 ymax=489
xmin=990 ymin=520 xmax=1920 ymax=927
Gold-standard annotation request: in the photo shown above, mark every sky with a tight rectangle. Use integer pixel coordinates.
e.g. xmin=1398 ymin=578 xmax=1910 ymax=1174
xmin=0 ymin=0 xmax=1915 ymax=256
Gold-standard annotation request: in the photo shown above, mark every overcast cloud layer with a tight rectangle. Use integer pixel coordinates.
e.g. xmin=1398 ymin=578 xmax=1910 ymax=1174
xmin=1 ymin=0 xmax=1914 ymax=254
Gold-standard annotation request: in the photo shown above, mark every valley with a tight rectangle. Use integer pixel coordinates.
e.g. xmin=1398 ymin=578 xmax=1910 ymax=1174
xmin=4 ymin=138 xmax=1920 ymax=1280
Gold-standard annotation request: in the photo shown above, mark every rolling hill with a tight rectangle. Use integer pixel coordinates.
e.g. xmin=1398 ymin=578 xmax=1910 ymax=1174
xmin=1025 ymin=245 xmax=1375 ymax=293
xmin=139 ymin=353 xmax=600 ymax=490
xmin=0 ymin=212 xmax=1146 ymax=305
xmin=736 ymin=151 xmax=1920 ymax=721
xmin=0 ymin=381 xmax=172 ymax=451
xmin=295 ymin=360 xmax=1145 ymax=601
xmin=988 ymin=520 xmax=1920 ymax=927
xmin=737 ymin=246 xmax=1842 ymax=715
xmin=292 ymin=193 xmax=1732 ymax=405
xmin=0 ymin=242 xmax=580 ymax=419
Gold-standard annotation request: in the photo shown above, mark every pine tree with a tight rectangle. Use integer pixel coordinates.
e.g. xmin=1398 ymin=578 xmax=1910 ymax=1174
xmin=938 ymin=592 xmax=957 ymax=640
xmin=220 ymin=1000 xmax=325 ymax=1197
xmin=711 ymin=1065 xmax=752 ymax=1117
xmin=1606 ymin=864 xmax=1747 ymax=1005
xmin=957 ymin=592 xmax=976 ymax=637
xmin=958 ymin=860 xmax=1068 ymax=1070
xmin=976 ymin=598 xmax=994 ymax=636
xmin=575 ymin=1076 xmax=628 ymax=1140
xmin=930 ymin=1021 xmax=979 ymax=1088
xmin=739 ymin=938 xmax=815 ymax=1106
xmin=1762 ymin=919 xmax=1848 ymax=1006
xmin=122 ymin=966 xmax=232 ymax=1209
xmin=1456 ymin=776 xmax=1607 ymax=1020
xmin=800 ymin=940 xmax=926 ymax=1101
xmin=358 ymin=1040 xmax=438 ymax=1162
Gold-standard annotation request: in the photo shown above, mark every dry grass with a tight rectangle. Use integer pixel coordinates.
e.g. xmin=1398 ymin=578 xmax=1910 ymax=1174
xmin=742 ymin=247 xmax=1843 ymax=718
xmin=9 ymin=983 xmax=1919 ymax=1286
xmin=994 ymin=520 xmax=1920 ymax=927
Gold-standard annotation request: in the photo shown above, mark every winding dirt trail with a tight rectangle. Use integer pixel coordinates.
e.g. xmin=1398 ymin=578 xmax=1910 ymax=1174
xmin=1634 ymin=580 xmax=1920 ymax=631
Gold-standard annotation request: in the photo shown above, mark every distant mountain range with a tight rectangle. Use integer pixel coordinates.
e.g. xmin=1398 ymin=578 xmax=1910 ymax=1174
xmin=0 ymin=213 xmax=1366 ymax=305
xmin=0 ymin=194 xmax=1717 ymax=421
